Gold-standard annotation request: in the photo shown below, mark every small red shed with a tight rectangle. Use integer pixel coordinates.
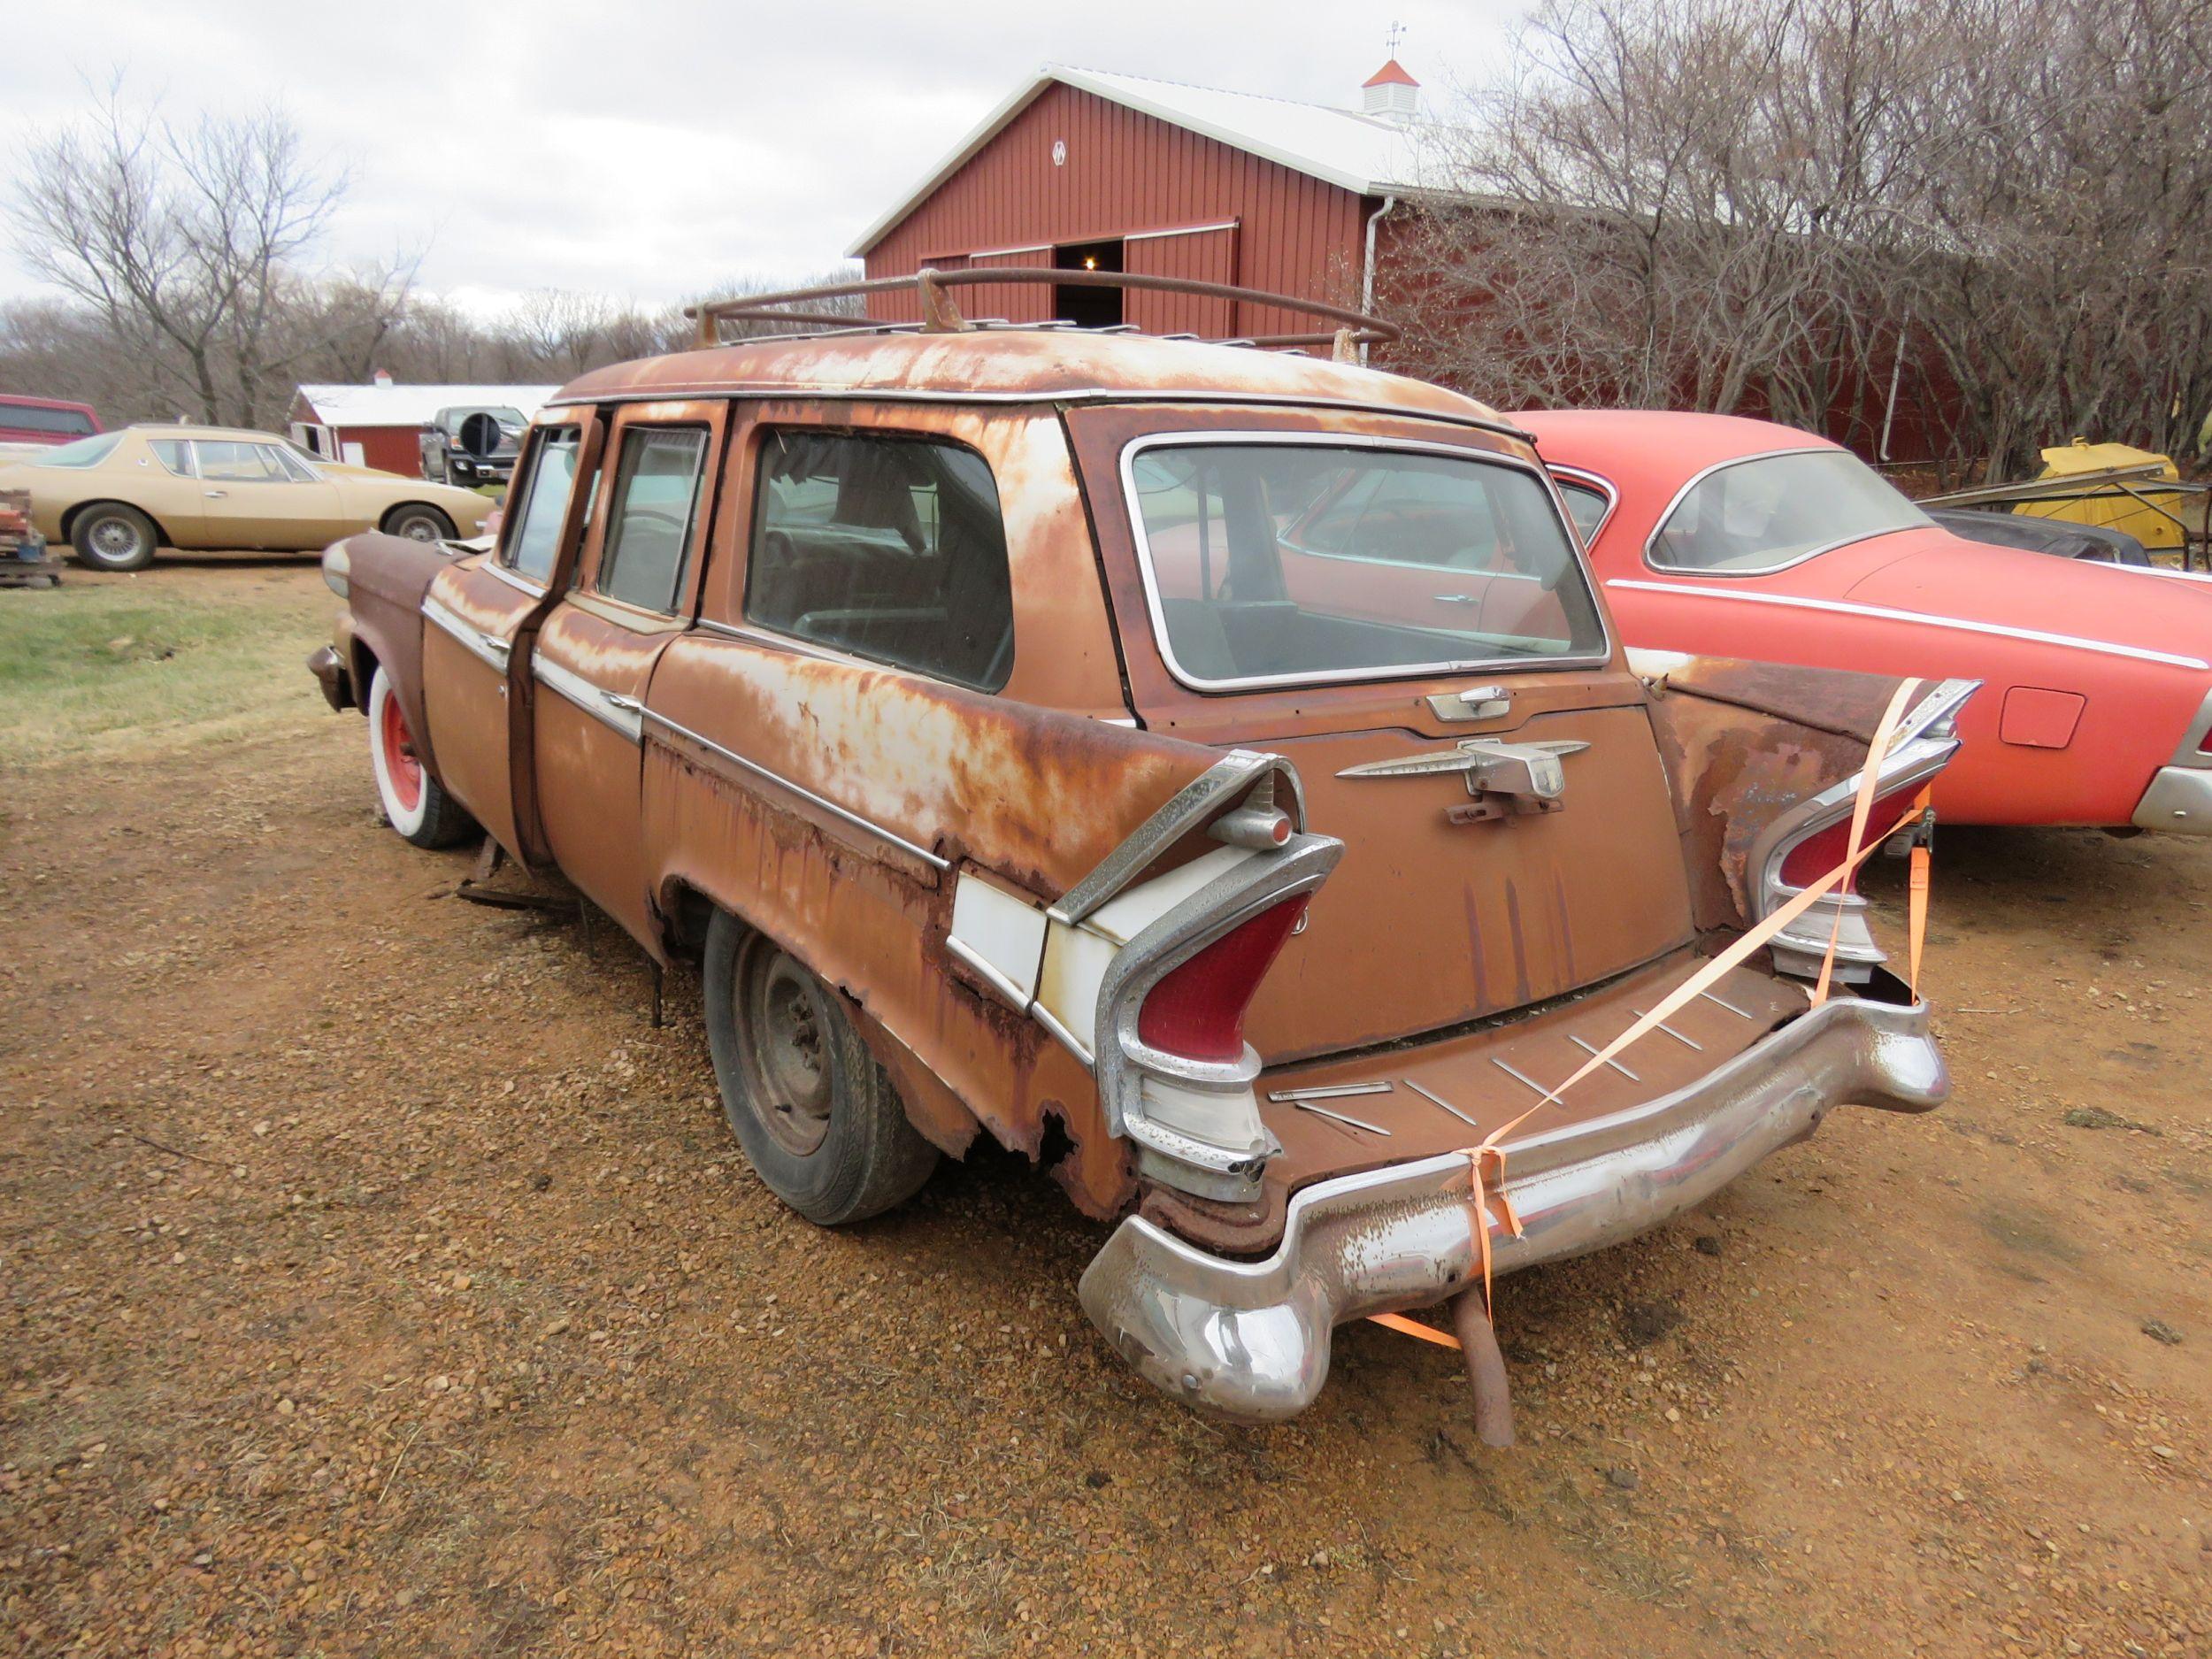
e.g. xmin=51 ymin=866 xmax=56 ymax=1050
xmin=287 ymin=376 xmax=560 ymax=477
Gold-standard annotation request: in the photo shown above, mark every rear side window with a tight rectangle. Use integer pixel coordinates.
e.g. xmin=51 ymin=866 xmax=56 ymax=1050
xmin=595 ymin=427 xmax=707 ymax=613
xmin=503 ymin=426 xmax=583 ymax=584
xmin=148 ymin=440 xmax=194 ymax=476
xmin=1556 ymin=480 xmax=1612 ymax=542
xmin=35 ymin=433 xmax=121 ymax=468
xmin=1650 ymin=449 xmax=1931 ymax=572
xmin=745 ymin=430 xmax=1014 ymax=692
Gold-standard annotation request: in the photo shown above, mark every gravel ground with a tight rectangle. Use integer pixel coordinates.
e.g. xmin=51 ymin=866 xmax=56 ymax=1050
xmin=2 ymin=563 xmax=2208 ymax=1657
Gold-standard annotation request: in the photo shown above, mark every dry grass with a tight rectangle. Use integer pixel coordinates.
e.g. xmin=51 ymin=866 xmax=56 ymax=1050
xmin=0 ymin=564 xmax=333 ymax=767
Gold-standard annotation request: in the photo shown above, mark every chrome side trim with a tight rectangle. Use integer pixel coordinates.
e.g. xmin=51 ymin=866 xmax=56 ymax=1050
xmin=531 ymin=651 xmax=642 ymax=743
xmin=1117 ymin=429 xmax=1615 ymax=694
xmin=1030 ymin=999 xmax=1095 ymax=1068
xmin=485 ymin=561 xmax=549 ymax=598
xmin=1079 ymin=990 xmax=1946 ymax=1421
xmin=421 ymin=594 xmax=509 ymax=672
xmin=637 ymin=706 xmax=951 ymax=871
xmin=946 ymin=934 xmax=1032 ymax=1010
xmin=1641 ymin=448 xmax=1936 ymax=576
xmin=1605 ymin=579 xmax=2212 ymax=670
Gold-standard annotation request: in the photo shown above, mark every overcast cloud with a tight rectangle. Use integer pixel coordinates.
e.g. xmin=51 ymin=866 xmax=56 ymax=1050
xmin=0 ymin=0 xmax=1526 ymax=317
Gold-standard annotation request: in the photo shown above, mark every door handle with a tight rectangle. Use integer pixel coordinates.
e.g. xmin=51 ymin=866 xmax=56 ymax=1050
xmin=204 ymin=489 xmax=227 ymax=499
xmin=478 ymin=631 xmax=511 ymax=662
xmin=1433 ymin=593 xmax=1480 ymax=604
xmin=602 ymin=691 xmax=643 ymax=714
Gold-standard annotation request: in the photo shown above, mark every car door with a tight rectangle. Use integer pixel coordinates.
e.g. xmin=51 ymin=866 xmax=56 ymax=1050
xmin=189 ymin=439 xmax=344 ymax=549
xmin=420 ymin=413 xmax=602 ymax=863
xmin=531 ymin=403 xmax=722 ymax=945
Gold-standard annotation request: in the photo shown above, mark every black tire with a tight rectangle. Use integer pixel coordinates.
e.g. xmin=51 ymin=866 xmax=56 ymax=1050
xmin=69 ymin=503 xmax=158 ymax=572
xmin=703 ymin=910 xmax=937 ymax=1225
xmin=382 ymin=503 xmax=457 ymax=543
xmin=365 ymin=666 xmax=476 ymax=849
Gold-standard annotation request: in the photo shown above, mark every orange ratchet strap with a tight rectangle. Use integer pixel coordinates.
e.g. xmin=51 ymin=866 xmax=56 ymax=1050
xmin=1369 ymin=680 xmax=1938 ymax=1352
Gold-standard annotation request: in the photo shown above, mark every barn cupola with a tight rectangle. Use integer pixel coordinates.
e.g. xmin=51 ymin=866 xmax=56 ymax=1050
xmin=1361 ymin=58 xmax=1419 ymax=123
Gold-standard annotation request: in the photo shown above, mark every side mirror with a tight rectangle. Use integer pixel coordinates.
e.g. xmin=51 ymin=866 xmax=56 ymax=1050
xmin=458 ymin=411 xmax=503 ymax=458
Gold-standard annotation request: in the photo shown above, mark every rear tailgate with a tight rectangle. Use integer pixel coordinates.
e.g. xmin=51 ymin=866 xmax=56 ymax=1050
xmin=1244 ymin=700 xmax=1695 ymax=1059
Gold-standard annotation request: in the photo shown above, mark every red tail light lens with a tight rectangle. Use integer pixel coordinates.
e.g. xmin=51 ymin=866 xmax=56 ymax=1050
xmin=1778 ymin=785 xmax=1924 ymax=890
xmin=1136 ymin=895 xmax=1310 ymax=1064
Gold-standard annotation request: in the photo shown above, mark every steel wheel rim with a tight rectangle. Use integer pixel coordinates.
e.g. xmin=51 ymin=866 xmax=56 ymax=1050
xmin=396 ymin=513 xmax=440 ymax=541
xmin=89 ymin=517 xmax=142 ymax=560
xmin=738 ymin=948 xmax=833 ymax=1156
xmin=379 ymin=691 xmax=424 ymax=811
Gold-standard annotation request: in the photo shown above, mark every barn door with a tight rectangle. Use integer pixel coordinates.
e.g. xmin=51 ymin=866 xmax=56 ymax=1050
xmin=1125 ymin=223 xmax=1240 ymax=338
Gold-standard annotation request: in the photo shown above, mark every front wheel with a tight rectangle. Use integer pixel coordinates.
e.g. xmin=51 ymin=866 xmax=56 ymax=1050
xmin=365 ymin=665 xmax=475 ymax=849
xmin=382 ymin=503 xmax=457 ymax=543
xmin=703 ymin=911 xmax=937 ymax=1225
xmin=69 ymin=503 xmax=158 ymax=571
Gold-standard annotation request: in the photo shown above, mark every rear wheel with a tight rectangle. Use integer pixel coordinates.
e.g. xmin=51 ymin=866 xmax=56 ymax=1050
xmin=365 ymin=666 xmax=474 ymax=848
xmin=703 ymin=911 xmax=937 ymax=1225
xmin=69 ymin=503 xmax=158 ymax=572
xmin=382 ymin=503 xmax=457 ymax=543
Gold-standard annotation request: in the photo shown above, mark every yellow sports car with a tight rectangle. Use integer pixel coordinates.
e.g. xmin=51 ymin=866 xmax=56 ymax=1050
xmin=0 ymin=424 xmax=495 ymax=571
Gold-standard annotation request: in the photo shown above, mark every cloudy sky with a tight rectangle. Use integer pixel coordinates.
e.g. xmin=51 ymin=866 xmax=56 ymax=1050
xmin=0 ymin=0 xmax=1527 ymax=317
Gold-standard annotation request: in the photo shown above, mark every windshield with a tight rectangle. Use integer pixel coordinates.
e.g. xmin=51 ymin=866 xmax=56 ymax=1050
xmin=1651 ymin=449 xmax=1932 ymax=573
xmin=1126 ymin=441 xmax=1606 ymax=688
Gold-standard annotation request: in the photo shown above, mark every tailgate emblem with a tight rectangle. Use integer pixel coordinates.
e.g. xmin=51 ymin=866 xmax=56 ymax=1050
xmin=1338 ymin=739 xmax=1590 ymax=823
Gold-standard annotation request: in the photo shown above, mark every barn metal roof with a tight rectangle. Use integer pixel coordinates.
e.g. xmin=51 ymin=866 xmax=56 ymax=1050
xmin=845 ymin=65 xmax=1448 ymax=257
xmin=292 ymin=382 xmax=563 ymax=428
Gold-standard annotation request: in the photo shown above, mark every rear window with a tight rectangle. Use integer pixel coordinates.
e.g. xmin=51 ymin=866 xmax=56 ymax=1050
xmin=35 ymin=433 xmax=122 ymax=468
xmin=1126 ymin=440 xmax=1606 ymax=689
xmin=1650 ymin=449 xmax=1931 ymax=572
xmin=0 ymin=403 xmax=95 ymax=436
xmin=745 ymin=430 xmax=1014 ymax=692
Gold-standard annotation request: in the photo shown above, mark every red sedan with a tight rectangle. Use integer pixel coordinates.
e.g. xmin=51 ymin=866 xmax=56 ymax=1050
xmin=1522 ymin=411 xmax=2212 ymax=835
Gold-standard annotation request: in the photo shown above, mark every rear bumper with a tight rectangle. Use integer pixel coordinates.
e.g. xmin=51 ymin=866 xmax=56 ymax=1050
xmin=2131 ymin=765 xmax=2212 ymax=833
xmin=1078 ymin=990 xmax=1944 ymax=1422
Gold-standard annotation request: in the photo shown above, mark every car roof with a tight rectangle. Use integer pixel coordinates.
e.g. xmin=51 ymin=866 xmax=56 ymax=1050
xmin=0 ymin=393 xmax=98 ymax=413
xmin=553 ymin=330 xmax=1513 ymax=431
xmin=118 ymin=424 xmax=300 ymax=443
xmin=1517 ymin=408 xmax=1847 ymax=474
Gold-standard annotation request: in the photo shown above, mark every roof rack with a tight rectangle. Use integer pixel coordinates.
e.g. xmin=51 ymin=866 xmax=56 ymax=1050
xmin=684 ymin=268 xmax=1397 ymax=358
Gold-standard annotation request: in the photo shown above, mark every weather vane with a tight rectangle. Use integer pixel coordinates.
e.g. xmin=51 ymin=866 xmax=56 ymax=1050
xmin=1386 ymin=19 xmax=1405 ymax=57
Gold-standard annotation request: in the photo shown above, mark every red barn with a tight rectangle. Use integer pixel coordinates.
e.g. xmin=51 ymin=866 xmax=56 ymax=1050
xmin=849 ymin=62 xmax=1428 ymax=344
xmin=849 ymin=61 xmax=1955 ymax=461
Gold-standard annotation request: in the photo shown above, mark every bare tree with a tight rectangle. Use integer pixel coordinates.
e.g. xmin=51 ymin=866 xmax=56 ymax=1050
xmin=1389 ymin=0 xmax=2212 ymax=475
xmin=9 ymin=77 xmax=364 ymax=428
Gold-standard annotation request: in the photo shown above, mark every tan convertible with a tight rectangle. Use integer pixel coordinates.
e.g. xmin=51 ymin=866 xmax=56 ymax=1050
xmin=1 ymin=424 xmax=494 ymax=571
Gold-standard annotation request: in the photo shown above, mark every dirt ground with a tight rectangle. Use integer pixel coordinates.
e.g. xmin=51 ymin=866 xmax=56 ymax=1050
xmin=3 ymin=560 xmax=2208 ymax=1658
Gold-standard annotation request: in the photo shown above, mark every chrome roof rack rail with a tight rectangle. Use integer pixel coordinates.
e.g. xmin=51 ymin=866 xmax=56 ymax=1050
xmin=685 ymin=267 xmax=1398 ymax=354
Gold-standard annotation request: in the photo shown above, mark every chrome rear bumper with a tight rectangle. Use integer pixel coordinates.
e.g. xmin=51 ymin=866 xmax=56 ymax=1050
xmin=1079 ymin=991 xmax=1944 ymax=1422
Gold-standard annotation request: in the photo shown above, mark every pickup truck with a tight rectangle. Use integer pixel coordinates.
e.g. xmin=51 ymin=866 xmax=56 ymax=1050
xmin=307 ymin=273 xmax=1970 ymax=1430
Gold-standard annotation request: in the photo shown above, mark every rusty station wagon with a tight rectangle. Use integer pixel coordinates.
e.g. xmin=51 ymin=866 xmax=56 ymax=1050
xmin=308 ymin=272 xmax=1970 ymax=1430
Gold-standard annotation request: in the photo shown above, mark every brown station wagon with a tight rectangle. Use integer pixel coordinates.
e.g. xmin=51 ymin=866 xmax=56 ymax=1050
xmin=308 ymin=272 xmax=1972 ymax=1430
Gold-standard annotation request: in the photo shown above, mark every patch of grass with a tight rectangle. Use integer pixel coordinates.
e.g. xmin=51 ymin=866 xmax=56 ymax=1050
xmin=0 ymin=574 xmax=334 ymax=767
